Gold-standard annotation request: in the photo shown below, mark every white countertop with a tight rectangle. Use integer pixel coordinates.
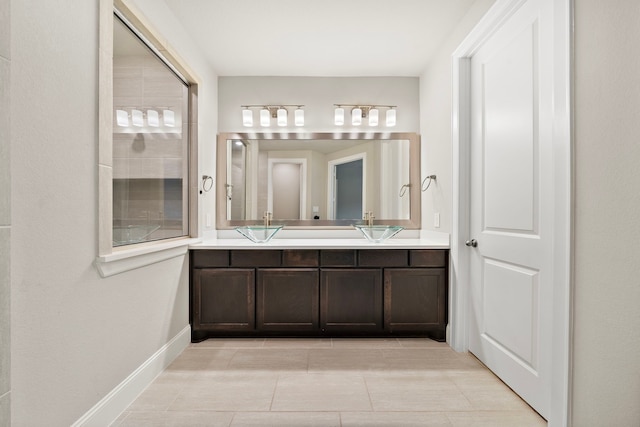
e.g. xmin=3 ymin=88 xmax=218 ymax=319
xmin=189 ymin=237 xmax=449 ymax=250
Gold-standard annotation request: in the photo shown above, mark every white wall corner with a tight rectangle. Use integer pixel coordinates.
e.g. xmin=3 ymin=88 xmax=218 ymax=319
xmin=71 ymin=325 xmax=191 ymax=427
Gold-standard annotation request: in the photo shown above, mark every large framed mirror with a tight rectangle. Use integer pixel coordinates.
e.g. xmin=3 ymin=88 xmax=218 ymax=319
xmin=216 ymin=132 xmax=421 ymax=229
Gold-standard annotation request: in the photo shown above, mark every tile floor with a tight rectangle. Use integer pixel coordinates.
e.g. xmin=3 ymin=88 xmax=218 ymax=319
xmin=113 ymin=338 xmax=546 ymax=426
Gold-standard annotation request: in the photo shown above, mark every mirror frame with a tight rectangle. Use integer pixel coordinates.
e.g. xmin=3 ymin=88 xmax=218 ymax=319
xmin=216 ymin=132 xmax=421 ymax=229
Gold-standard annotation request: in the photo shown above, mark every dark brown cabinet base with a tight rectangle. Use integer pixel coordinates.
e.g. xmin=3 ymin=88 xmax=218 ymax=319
xmin=190 ymin=249 xmax=448 ymax=342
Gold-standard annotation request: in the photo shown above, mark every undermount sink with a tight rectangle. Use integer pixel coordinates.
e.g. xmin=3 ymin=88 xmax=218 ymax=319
xmin=235 ymin=225 xmax=283 ymax=243
xmin=354 ymin=225 xmax=404 ymax=243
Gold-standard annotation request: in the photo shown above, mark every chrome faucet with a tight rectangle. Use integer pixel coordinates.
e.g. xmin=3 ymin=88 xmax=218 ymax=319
xmin=363 ymin=211 xmax=375 ymax=227
xmin=263 ymin=211 xmax=272 ymax=227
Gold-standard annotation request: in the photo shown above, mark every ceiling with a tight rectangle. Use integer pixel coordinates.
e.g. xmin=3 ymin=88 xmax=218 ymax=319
xmin=163 ymin=0 xmax=477 ymax=77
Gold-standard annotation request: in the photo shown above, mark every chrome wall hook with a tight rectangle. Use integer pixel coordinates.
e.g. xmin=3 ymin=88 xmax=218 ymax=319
xmin=399 ymin=183 xmax=411 ymax=197
xmin=421 ymin=175 xmax=437 ymax=191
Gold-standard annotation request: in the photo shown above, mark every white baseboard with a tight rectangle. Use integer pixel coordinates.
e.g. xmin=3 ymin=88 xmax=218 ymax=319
xmin=72 ymin=325 xmax=191 ymax=427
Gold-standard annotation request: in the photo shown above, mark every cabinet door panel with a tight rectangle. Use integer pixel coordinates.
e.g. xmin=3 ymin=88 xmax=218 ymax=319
xmin=257 ymin=269 xmax=319 ymax=331
xmin=384 ymin=268 xmax=446 ymax=332
xmin=193 ymin=268 xmax=255 ymax=331
xmin=321 ymin=269 xmax=383 ymax=331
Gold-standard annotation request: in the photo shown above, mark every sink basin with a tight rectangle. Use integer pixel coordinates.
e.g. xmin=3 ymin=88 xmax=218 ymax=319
xmin=235 ymin=225 xmax=283 ymax=243
xmin=354 ymin=225 xmax=404 ymax=243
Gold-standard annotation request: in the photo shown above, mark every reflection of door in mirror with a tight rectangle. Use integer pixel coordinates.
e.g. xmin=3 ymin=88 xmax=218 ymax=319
xmin=333 ymin=159 xmax=363 ymax=220
xmin=269 ymin=161 xmax=304 ymax=219
xmin=273 ymin=163 xmax=299 ymax=219
xmin=327 ymin=151 xmax=367 ymax=220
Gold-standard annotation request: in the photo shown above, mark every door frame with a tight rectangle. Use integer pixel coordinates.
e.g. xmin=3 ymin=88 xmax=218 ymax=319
xmin=450 ymin=0 xmax=572 ymax=425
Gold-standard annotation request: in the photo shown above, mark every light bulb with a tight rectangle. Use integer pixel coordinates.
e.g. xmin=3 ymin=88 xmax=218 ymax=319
xmin=334 ymin=107 xmax=344 ymax=126
xmin=294 ymin=108 xmax=304 ymax=126
xmin=352 ymin=107 xmax=362 ymax=126
xmin=162 ymin=110 xmax=175 ymax=127
xmin=386 ymin=108 xmax=396 ymax=127
xmin=277 ymin=108 xmax=287 ymax=126
xmin=116 ymin=109 xmax=129 ymax=127
xmin=147 ymin=110 xmax=159 ymax=127
xmin=242 ymin=108 xmax=253 ymax=127
xmin=131 ymin=109 xmax=144 ymax=127
xmin=368 ymin=108 xmax=379 ymax=126
xmin=260 ymin=108 xmax=270 ymax=127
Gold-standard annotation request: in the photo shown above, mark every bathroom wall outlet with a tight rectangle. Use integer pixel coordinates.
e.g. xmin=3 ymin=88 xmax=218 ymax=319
xmin=434 ymin=213 xmax=440 ymax=228
xmin=206 ymin=213 xmax=211 ymax=227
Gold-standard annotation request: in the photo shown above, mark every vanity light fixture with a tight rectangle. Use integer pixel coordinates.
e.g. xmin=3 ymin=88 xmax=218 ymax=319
xmin=240 ymin=105 xmax=305 ymax=128
xmin=295 ymin=107 xmax=305 ymax=126
xmin=260 ymin=108 xmax=271 ymax=127
xmin=163 ymin=109 xmax=175 ymax=127
xmin=115 ymin=107 xmax=175 ymax=127
xmin=242 ymin=108 xmax=253 ymax=127
xmin=352 ymin=107 xmax=363 ymax=126
xmin=277 ymin=107 xmax=287 ymax=126
xmin=369 ymin=108 xmax=379 ymax=126
xmin=147 ymin=109 xmax=160 ymax=127
xmin=334 ymin=104 xmax=397 ymax=127
xmin=131 ymin=109 xmax=144 ymax=127
xmin=386 ymin=108 xmax=397 ymax=127
xmin=116 ymin=109 xmax=129 ymax=127
xmin=334 ymin=107 xmax=345 ymax=126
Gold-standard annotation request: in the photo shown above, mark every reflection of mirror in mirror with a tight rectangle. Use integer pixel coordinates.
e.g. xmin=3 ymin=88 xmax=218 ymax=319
xmin=227 ymin=138 xmax=411 ymax=222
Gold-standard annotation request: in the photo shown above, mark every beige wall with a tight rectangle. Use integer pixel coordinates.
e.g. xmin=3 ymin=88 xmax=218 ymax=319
xmin=419 ymin=0 xmax=497 ymax=233
xmin=9 ymin=0 xmax=217 ymax=424
xmin=0 ymin=0 xmax=10 ymax=423
xmin=573 ymin=0 xmax=640 ymax=425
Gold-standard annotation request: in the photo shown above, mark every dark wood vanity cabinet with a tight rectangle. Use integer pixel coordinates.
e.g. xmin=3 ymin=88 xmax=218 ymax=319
xmin=257 ymin=268 xmax=319 ymax=331
xmin=384 ymin=268 xmax=447 ymax=336
xmin=192 ymin=268 xmax=255 ymax=331
xmin=190 ymin=249 xmax=448 ymax=341
xmin=321 ymin=269 xmax=383 ymax=332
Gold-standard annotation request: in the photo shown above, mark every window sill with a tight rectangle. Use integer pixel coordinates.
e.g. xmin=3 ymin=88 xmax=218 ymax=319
xmin=95 ymin=237 xmax=202 ymax=278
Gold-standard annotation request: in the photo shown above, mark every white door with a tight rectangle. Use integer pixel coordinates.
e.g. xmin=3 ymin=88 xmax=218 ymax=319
xmin=468 ymin=0 xmax=553 ymax=418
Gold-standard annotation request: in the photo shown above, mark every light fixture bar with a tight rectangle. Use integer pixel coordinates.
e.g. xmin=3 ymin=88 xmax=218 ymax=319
xmin=241 ymin=104 xmax=305 ymax=128
xmin=333 ymin=104 xmax=397 ymax=127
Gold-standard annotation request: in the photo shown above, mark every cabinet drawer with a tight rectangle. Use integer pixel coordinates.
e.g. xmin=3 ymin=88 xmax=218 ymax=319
xmin=320 ymin=250 xmax=356 ymax=266
xmin=231 ymin=250 xmax=281 ymax=267
xmin=359 ymin=250 xmax=408 ymax=267
xmin=283 ymin=250 xmax=319 ymax=267
xmin=192 ymin=250 xmax=229 ymax=267
xmin=409 ymin=250 xmax=447 ymax=267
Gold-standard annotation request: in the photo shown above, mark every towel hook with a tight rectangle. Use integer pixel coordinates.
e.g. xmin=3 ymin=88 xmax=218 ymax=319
xmin=201 ymin=175 xmax=214 ymax=193
xmin=421 ymin=175 xmax=437 ymax=192
xmin=399 ymin=183 xmax=411 ymax=197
